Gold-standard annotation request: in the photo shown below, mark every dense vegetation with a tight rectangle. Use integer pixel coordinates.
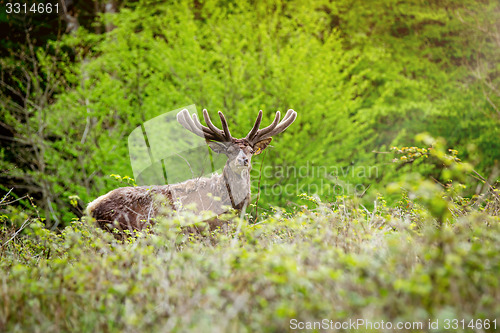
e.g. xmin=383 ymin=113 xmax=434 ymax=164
xmin=1 ymin=145 xmax=499 ymax=331
xmin=0 ymin=0 xmax=499 ymax=331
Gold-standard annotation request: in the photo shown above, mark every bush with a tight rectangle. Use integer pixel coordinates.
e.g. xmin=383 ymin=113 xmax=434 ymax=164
xmin=1 ymin=182 xmax=499 ymax=332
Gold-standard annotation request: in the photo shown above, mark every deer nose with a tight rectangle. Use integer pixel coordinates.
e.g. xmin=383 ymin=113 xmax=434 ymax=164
xmin=238 ymin=157 xmax=249 ymax=166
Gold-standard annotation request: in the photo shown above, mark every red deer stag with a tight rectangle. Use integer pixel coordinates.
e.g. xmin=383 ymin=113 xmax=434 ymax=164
xmin=86 ymin=109 xmax=297 ymax=233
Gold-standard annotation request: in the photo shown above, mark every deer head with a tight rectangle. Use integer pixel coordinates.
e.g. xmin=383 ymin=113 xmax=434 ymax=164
xmin=176 ymin=108 xmax=297 ymax=174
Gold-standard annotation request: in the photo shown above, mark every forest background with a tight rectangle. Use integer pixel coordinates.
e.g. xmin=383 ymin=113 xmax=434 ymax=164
xmin=1 ymin=0 xmax=498 ymax=225
xmin=0 ymin=1 xmax=499 ymax=332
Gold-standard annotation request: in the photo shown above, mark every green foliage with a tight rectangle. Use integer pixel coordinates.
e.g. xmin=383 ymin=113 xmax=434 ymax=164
xmin=1 ymin=2 xmax=499 ymax=331
xmin=1 ymin=132 xmax=498 ymax=331
xmin=1 ymin=0 xmax=498 ymax=222
xmin=1 ymin=188 xmax=499 ymax=332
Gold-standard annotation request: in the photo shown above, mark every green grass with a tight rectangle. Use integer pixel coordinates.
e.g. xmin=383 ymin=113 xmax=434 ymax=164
xmin=1 ymin=192 xmax=499 ymax=332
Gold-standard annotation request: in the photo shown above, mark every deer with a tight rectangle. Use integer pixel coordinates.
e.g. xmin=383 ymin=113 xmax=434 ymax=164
xmin=86 ymin=108 xmax=297 ymax=234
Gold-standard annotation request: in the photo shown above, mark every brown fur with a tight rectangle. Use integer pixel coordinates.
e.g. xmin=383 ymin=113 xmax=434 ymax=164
xmin=87 ymin=144 xmax=254 ymax=233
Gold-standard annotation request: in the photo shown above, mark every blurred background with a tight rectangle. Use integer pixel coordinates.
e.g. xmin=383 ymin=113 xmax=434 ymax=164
xmin=0 ymin=0 xmax=498 ymax=227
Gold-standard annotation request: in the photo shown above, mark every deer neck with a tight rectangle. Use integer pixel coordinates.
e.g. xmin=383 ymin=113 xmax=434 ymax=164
xmin=222 ymin=162 xmax=251 ymax=211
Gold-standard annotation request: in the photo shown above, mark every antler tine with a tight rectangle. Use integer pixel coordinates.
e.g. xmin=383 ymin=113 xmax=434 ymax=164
xmin=257 ymin=111 xmax=281 ymax=137
xmin=181 ymin=111 xmax=201 ymax=134
xmin=245 ymin=110 xmax=263 ymax=141
xmin=185 ymin=110 xmax=217 ymax=140
xmin=203 ymin=109 xmax=227 ymax=141
xmin=250 ymin=111 xmax=280 ymax=143
xmin=192 ymin=113 xmax=218 ymax=138
xmin=177 ymin=109 xmax=218 ymax=141
xmin=177 ymin=109 xmax=201 ymax=135
xmin=271 ymin=109 xmax=297 ymax=133
xmin=273 ymin=109 xmax=297 ymax=132
xmin=218 ymin=111 xmax=232 ymax=140
xmin=250 ymin=109 xmax=297 ymax=143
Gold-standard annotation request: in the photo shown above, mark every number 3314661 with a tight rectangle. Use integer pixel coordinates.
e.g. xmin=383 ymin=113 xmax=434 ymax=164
xmin=6 ymin=3 xmax=59 ymax=14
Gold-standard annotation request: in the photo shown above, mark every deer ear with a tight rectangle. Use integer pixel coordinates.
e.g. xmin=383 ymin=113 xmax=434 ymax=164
xmin=207 ymin=141 xmax=227 ymax=154
xmin=253 ymin=138 xmax=272 ymax=155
